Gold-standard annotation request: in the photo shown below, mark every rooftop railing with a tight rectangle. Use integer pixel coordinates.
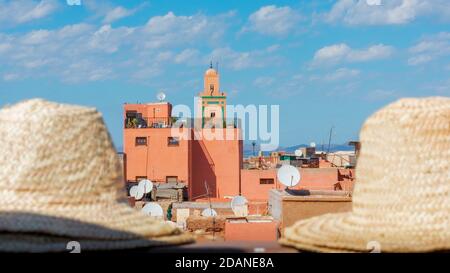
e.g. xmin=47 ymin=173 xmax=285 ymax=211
xmin=124 ymin=117 xmax=241 ymax=129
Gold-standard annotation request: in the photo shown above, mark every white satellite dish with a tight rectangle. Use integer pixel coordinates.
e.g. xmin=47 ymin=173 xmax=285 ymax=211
xmin=231 ymin=196 xmax=248 ymax=217
xmin=130 ymin=186 xmax=138 ymax=199
xmin=141 ymin=202 xmax=164 ymax=217
xmin=130 ymin=185 xmax=144 ymax=200
xmin=277 ymin=164 xmax=301 ymax=188
xmin=157 ymin=92 xmax=166 ymax=102
xmin=135 ymin=187 xmax=144 ymax=200
xmin=138 ymin=179 xmax=153 ymax=194
xmin=201 ymin=208 xmax=217 ymax=217
xmin=310 ymin=142 xmax=316 ymax=148
xmin=294 ymin=149 xmax=303 ymax=157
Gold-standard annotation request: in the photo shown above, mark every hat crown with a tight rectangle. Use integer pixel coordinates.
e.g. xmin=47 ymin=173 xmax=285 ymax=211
xmin=352 ymin=97 xmax=450 ymax=221
xmin=0 ymin=99 xmax=125 ymax=207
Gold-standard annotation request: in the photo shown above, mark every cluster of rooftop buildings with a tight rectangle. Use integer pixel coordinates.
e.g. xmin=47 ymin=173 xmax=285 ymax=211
xmin=120 ymin=65 xmax=358 ymax=242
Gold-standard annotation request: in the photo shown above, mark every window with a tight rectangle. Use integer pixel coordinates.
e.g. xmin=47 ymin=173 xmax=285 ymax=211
xmin=135 ymin=137 xmax=147 ymax=146
xmin=166 ymin=176 xmax=178 ymax=183
xmin=136 ymin=176 xmax=147 ymax=181
xmin=210 ymin=112 xmax=216 ymax=118
xmin=168 ymin=137 xmax=180 ymax=146
xmin=260 ymin=178 xmax=274 ymax=185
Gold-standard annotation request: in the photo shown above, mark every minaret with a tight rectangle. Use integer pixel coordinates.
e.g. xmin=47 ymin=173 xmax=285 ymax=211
xmin=199 ymin=62 xmax=227 ymax=128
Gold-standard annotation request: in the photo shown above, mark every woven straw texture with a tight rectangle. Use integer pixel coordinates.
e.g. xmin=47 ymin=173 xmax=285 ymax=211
xmin=0 ymin=99 xmax=194 ymax=252
xmin=280 ymin=97 xmax=450 ymax=253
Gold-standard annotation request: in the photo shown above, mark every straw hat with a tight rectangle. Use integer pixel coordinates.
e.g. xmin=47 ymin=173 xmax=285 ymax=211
xmin=280 ymin=97 xmax=450 ymax=253
xmin=0 ymin=99 xmax=194 ymax=252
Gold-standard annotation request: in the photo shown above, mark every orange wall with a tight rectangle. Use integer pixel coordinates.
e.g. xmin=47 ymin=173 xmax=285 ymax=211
xmin=224 ymin=221 xmax=279 ymax=242
xmin=240 ymin=168 xmax=341 ymax=201
xmin=124 ymin=128 xmax=190 ymax=183
xmin=124 ymin=127 xmax=242 ymax=201
xmin=241 ymin=169 xmax=280 ymax=201
xmin=191 ymin=128 xmax=242 ymax=200
xmin=124 ymin=103 xmax=172 ymax=125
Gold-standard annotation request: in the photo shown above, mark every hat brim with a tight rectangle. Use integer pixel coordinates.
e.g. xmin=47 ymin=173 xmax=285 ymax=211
xmin=0 ymin=232 xmax=193 ymax=253
xmin=0 ymin=202 xmax=194 ymax=252
xmin=279 ymin=212 xmax=450 ymax=253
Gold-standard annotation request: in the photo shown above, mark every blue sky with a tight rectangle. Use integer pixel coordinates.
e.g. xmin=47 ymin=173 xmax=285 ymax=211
xmin=1 ymin=0 xmax=449 ymax=149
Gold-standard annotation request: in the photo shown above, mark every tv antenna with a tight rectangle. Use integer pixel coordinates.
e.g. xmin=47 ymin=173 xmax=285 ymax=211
xmin=277 ymin=164 xmax=301 ymax=189
xmin=327 ymin=126 xmax=334 ymax=154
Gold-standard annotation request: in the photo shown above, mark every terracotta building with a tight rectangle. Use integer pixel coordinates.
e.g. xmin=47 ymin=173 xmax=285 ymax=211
xmin=123 ymin=66 xmax=242 ymax=200
xmin=123 ymin=66 xmax=354 ymax=202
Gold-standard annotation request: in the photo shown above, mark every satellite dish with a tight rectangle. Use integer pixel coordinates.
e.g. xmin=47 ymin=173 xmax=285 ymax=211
xmin=129 ymin=186 xmax=137 ymax=197
xmin=141 ymin=202 xmax=164 ymax=217
xmin=310 ymin=142 xmax=316 ymax=148
xmin=157 ymin=92 xmax=166 ymax=102
xmin=138 ymin=179 xmax=153 ymax=194
xmin=230 ymin=195 xmax=248 ymax=215
xmin=130 ymin=185 xmax=144 ymax=200
xmin=201 ymin=208 xmax=217 ymax=217
xmin=294 ymin=149 xmax=303 ymax=157
xmin=277 ymin=164 xmax=301 ymax=188
xmin=135 ymin=187 xmax=144 ymax=200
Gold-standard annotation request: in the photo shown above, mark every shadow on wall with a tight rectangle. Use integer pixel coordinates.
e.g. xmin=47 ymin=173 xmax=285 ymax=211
xmin=191 ymin=139 xmax=217 ymax=199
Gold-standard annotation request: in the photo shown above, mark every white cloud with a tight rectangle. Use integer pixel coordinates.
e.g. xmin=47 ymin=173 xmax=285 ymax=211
xmin=103 ymin=6 xmax=135 ymax=24
xmin=0 ymin=0 xmax=58 ymax=26
xmin=313 ymin=43 xmax=394 ymax=65
xmin=408 ymin=32 xmax=450 ymax=66
xmin=366 ymin=89 xmax=398 ymax=101
xmin=61 ymin=60 xmax=113 ymax=83
xmin=87 ymin=24 xmax=134 ymax=53
xmin=0 ymin=42 xmax=12 ymax=54
xmin=324 ymin=68 xmax=360 ymax=81
xmin=83 ymin=1 xmax=148 ymax=24
xmin=141 ymin=11 xmax=232 ymax=49
xmin=174 ymin=49 xmax=200 ymax=64
xmin=21 ymin=29 xmax=51 ymax=45
xmin=324 ymin=0 xmax=450 ymax=26
xmin=2 ymin=73 xmax=20 ymax=81
xmin=244 ymin=5 xmax=301 ymax=36
xmin=209 ymin=45 xmax=282 ymax=70
xmin=253 ymin=76 xmax=275 ymax=87
xmin=314 ymin=43 xmax=351 ymax=63
xmin=0 ymin=11 xmax=236 ymax=83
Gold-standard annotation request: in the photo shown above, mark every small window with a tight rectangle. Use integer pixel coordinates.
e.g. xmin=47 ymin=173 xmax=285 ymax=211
xmin=135 ymin=137 xmax=147 ymax=146
xmin=136 ymin=176 xmax=147 ymax=181
xmin=168 ymin=137 xmax=180 ymax=146
xmin=210 ymin=112 xmax=216 ymax=118
xmin=166 ymin=176 xmax=178 ymax=183
xmin=260 ymin=178 xmax=274 ymax=185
